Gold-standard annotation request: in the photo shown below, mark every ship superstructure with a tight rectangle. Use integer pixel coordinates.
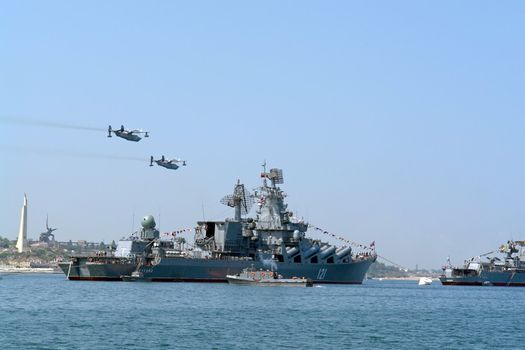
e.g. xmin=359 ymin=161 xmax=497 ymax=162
xmin=59 ymin=166 xmax=376 ymax=283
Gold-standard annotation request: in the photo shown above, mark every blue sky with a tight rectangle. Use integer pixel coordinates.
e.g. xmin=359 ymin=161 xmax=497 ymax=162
xmin=1 ymin=1 xmax=524 ymax=268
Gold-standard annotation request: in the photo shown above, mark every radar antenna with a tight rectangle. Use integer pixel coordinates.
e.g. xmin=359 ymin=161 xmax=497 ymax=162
xmin=220 ymin=180 xmax=254 ymax=220
xmin=265 ymin=168 xmax=283 ymax=187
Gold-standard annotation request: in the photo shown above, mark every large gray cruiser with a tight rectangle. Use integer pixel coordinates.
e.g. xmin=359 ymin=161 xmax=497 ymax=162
xmin=59 ymin=167 xmax=376 ymax=283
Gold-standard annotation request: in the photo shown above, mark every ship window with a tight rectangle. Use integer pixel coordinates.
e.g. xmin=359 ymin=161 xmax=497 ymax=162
xmin=205 ymin=222 xmax=215 ymax=238
xmin=276 ymin=255 xmax=284 ymax=262
xmin=310 ymin=256 xmax=318 ymax=264
xmin=293 ymin=255 xmax=302 ymax=263
xmin=327 ymin=257 xmax=334 ymax=264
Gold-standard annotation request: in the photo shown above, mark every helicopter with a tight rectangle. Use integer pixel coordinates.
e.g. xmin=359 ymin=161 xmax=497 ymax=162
xmin=108 ymin=125 xmax=149 ymax=142
xmin=150 ymin=156 xmax=187 ymax=170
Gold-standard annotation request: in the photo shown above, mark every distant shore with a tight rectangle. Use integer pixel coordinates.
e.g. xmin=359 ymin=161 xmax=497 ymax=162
xmin=0 ymin=267 xmax=61 ymax=274
xmin=369 ymin=276 xmax=439 ymax=281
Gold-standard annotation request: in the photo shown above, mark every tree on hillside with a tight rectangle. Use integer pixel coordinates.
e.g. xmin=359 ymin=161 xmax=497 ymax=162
xmin=367 ymin=261 xmax=409 ymax=278
xmin=0 ymin=236 xmax=13 ymax=248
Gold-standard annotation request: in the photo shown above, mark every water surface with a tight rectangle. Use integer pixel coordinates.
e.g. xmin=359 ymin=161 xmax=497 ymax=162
xmin=0 ymin=274 xmax=522 ymax=349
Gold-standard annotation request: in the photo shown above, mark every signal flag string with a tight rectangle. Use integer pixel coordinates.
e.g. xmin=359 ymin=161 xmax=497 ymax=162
xmin=308 ymin=224 xmax=376 ymax=251
xmin=308 ymin=224 xmax=410 ymax=271
xmin=162 ymin=228 xmax=193 ymax=236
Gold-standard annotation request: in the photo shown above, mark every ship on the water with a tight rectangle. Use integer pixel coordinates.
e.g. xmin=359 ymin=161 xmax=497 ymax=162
xmin=440 ymin=240 xmax=525 ymax=286
xmin=59 ymin=166 xmax=376 ymax=284
xmin=226 ymin=266 xmax=313 ymax=287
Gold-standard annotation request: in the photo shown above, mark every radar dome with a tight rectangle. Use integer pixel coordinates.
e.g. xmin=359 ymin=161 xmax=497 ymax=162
xmin=141 ymin=215 xmax=156 ymax=229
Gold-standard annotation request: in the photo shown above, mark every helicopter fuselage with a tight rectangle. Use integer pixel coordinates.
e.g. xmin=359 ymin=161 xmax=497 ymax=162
xmin=156 ymin=161 xmax=180 ymax=170
xmin=114 ymin=130 xmax=142 ymax=142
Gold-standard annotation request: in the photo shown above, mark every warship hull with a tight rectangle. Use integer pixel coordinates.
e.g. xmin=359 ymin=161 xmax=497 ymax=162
xmin=440 ymin=270 xmax=525 ymax=286
xmin=59 ymin=257 xmax=374 ymax=284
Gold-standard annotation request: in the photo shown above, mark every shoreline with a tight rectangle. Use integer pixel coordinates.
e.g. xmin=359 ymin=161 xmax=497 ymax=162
xmin=369 ymin=276 xmax=439 ymax=281
xmin=0 ymin=267 xmax=62 ymax=274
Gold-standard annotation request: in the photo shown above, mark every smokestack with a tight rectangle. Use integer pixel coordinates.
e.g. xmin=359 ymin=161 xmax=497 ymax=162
xmin=16 ymin=194 xmax=28 ymax=253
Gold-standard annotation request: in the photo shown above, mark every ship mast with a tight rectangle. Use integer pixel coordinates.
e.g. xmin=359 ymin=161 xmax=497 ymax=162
xmin=261 ymin=160 xmax=268 ymax=187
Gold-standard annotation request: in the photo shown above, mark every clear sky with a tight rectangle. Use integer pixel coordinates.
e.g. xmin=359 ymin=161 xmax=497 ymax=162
xmin=1 ymin=1 xmax=524 ymax=269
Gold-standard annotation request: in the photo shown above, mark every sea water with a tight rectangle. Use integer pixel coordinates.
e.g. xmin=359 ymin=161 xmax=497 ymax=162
xmin=0 ymin=274 xmax=523 ymax=349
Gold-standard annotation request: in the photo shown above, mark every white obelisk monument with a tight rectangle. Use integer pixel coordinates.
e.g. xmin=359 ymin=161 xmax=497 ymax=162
xmin=16 ymin=194 xmax=28 ymax=253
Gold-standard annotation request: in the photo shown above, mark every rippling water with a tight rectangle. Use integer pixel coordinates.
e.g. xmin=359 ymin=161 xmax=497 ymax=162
xmin=0 ymin=274 xmax=523 ymax=349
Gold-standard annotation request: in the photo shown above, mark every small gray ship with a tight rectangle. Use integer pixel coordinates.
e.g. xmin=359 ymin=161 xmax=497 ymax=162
xmin=226 ymin=266 xmax=313 ymax=287
xmin=59 ymin=166 xmax=376 ymax=284
xmin=440 ymin=240 xmax=525 ymax=286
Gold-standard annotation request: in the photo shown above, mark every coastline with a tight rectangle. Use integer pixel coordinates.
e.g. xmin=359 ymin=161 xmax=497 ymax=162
xmin=0 ymin=267 xmax=61 ymax=274
xmin=370 ymin=276 xmax=438 ymax=281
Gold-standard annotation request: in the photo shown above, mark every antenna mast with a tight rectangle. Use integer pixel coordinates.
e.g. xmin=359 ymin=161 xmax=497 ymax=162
xmin=220 ymin=180 xmax=254 ymax=221
xmin=261 ymin=160 xmax=268 ymax=187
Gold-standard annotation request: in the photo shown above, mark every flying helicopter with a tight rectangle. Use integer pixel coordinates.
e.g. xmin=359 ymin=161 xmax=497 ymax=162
xmin=108 ymin=125 xmax=149 ymax=142
xmin=150 ymin=155 xmax=187 ymax=170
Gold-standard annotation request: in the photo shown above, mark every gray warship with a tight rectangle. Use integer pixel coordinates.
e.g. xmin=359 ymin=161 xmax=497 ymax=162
xmin=59 ymin=167 xmax=376 ymax=283
xmin=440 ymin=240 xmax=525 ymax=286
